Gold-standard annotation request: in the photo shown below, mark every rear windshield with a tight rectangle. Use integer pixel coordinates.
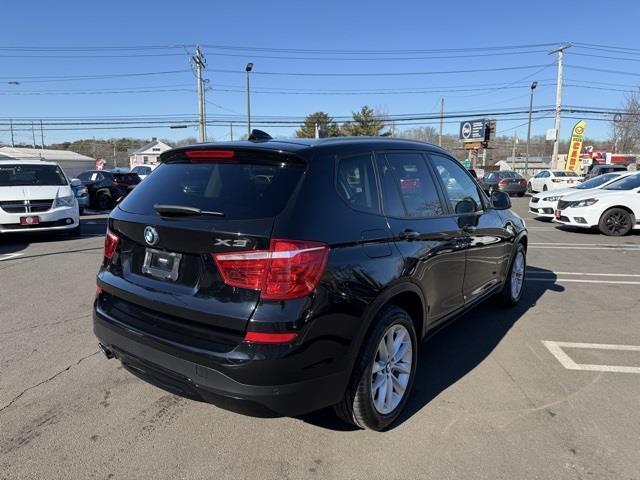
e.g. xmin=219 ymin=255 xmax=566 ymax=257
xmin=603 ymin=173 xmax=640 ymax=191
xmin=553 ymin=171 xmax=579 ymax=177
xmin=119 ymin=161 xmax=304 ymax=219
xmin=575 ymin=172 xmax=619 ymax=189
xmin=0 ymin=164 xmax=67 ymax=187
xmin=114 ymin=173 xmax=141 ymax=184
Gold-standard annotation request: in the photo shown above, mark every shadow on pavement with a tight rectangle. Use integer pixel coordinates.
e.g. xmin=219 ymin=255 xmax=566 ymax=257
xmin=0 ymin=216 xmax=108 ymax=255
xmin=300 ymin=265 xmax=562 ymax=432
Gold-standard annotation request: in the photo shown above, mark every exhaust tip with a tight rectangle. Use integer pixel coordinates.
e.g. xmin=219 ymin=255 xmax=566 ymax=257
xmin=98 ymin=343 xmax=115 ymax=359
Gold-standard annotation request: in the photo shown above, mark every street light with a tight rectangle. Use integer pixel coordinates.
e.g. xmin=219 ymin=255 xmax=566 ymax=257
xmin=245 ymin=62 xmax=253 ymax=136
xmin=525 ymin=80 xmax=538 ymax=175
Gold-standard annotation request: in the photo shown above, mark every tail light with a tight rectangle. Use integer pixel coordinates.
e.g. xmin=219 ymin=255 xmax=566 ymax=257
xmin=520 ymin=179 xmax=527 ymax=185
xmin=498 ymin=179 xmax=507 ymax=185
xmin=213 ymin=239 xmax=329 ymax=300
xmin=103 ymin=228 xmax=120 ymax=266
xmin=552 ymin=178 xmax=562 ymax=183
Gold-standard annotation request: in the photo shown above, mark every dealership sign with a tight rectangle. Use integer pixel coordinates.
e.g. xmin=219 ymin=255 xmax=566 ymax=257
xmin=459 ymin=120 xmax=486 ymax=141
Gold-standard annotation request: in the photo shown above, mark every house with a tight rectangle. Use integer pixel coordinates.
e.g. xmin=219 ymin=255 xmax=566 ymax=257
xmin=0 ymin=146 xmax=96 ymax=178
xmin=128 ymin=138 xmax=172 ymax=169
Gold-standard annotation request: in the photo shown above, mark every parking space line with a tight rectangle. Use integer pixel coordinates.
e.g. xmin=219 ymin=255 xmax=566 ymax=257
xmin=530 ymin=246 xmax=640 ymax=251
xmin=542 ymin=341 xmax=640 ymax=374
xmin=527 ymin=278 xmax=640 ymax=285
xmin=530 ymin=242 xmax=640 ymax=246
xmin=0 ymin=253 xmax=24 ymax=262
xmin=528 ymin=271 xmax=640 ymax=278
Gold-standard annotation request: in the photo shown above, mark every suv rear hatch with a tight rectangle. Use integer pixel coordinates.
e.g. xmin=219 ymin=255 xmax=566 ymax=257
xmin=99 ymin=148 xmax=308 ymax=350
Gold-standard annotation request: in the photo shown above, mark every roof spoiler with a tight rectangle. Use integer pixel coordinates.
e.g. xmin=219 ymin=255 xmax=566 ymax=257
xmin=248 ymin=129 xmax=272 ymax=142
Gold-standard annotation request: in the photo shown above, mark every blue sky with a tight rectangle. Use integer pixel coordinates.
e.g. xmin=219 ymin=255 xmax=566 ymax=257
xmin=1 ymin=0 xmax=639 ymax=145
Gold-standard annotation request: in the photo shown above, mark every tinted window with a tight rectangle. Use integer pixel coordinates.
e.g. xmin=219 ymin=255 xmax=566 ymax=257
xmin=384 ymin=152 xmax=444 ymax=218
xmin=375 ymin=154 xmax=406 ymax=218
xmin=603 ymin=173 xmax=640 ymax=191
xmin=114 ymin=173 xmax=141 ymax=185
xmin=119 ymin=161 xmax=304 ymax=220
xmin=430 ymin=154 xmax=483 ymax=213
xmin=132 ymin=166 xmax=151 ymax=175
xmin=336 ymin=154 xmax=379 ymax=214
xmin=484 ymin=172 xmax=498 ymax=181
xmin=0 ymin=164 xmax=67 ymax=187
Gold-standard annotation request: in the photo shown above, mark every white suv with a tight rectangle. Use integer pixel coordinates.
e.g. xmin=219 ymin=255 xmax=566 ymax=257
xmin=0 ymin=160 xmax=79 ymax=234
xmin=554 ymin=171 xmax=640 ymax=236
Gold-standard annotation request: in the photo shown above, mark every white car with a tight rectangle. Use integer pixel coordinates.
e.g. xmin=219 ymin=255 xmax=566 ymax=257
xmin=131 ymin=164 xmax=158 ymax=180
xmin=0 ymin=160 xmax=79 ymax=235
xmin=553 ymin=171 xmax=640 ymax=236
xmin=528 ymin=172 xmax=628 ymax=218
xmin=527 ymin=169 xmax=583 ymax=193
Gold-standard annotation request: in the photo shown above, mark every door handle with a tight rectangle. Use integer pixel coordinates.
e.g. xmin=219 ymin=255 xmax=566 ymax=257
xmin=399 ymin=229 xmax=420 ymax=241
xmin=462 ymin=225 xmax=476 ymax=234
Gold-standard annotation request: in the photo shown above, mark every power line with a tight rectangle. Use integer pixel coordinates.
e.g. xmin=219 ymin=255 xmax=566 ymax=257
xmin=207 ymin=64 xmax=552 ymax=77
xmin=1 ymin=70 xmax=191 ymax=84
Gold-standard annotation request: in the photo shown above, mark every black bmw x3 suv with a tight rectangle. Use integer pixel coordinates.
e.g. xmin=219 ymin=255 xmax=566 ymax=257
xmin=94 ymin=134 xmax=527 ymax=430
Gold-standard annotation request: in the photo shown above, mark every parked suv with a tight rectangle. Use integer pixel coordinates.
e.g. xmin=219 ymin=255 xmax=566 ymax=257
xmin=584 ymin=163 xmax=627 ymax=180
xmin=93 ymin=135 xmax=527 ymax=430
xmin=77 ymin=170 xmax=141 ymax=210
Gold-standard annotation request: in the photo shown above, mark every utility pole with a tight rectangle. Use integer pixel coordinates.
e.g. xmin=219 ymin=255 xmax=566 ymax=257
xmin=230 ymin=122 xmax=234 ymax=141
xmin=113 ymin=143 xmax=117 ymax=168
xmin=511 ymin=132 xmax=518 ymax=169
xmin=525 ymin=81 xmax=538 ymax=175
xmin=550 ymin=44 xmax=571 ymax=167
xmin=10 ymin=119 xmax=15 ymax=147
xmin=314 ymin=122 xmax=319 ymax=139
xmin=439 ymin=97 xmax=444 ymax=146
xmin=192 ymin=46 xmax=207 ymax=143
xmin=40 ymin=120 xmax=44 ymax=149
xmin=31 ymin=121 xmax=36 ymax=148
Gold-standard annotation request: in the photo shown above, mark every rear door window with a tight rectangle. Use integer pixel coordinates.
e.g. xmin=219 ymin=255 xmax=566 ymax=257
xmin=119 ymin=160 xmax=304 ymax=220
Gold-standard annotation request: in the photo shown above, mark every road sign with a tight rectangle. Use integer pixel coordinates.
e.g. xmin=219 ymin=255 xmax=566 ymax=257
xmin=459 ymin=119 xmax=486 ymax=141
xmin=462 ymin=141 xmax=484 ymax=150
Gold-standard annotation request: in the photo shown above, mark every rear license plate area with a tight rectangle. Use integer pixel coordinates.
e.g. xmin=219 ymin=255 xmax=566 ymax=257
xmin=20 ymin=216 xmax=40 ymax=225
xmin=142 ymin=248 xmax=182 ymax=281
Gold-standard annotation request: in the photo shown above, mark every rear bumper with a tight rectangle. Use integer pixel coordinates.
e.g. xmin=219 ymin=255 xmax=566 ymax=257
xmin=498 ymin=185 xmax=527 ymax=194
xmin=93 ymin=306 xmax=350 ymax=417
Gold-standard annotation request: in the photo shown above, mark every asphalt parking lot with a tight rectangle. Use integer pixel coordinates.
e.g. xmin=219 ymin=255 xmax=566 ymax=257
xmin=1 ymin=198 xmax=639 ymax=480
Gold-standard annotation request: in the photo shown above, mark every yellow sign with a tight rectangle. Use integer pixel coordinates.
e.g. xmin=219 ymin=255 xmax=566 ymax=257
xmin=566 ymin=120 xmax=586 ymax=172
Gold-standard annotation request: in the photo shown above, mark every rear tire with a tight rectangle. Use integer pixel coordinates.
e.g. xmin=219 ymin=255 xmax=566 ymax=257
xmin=97 ymin=192 xmax=113 ymax=211
xmin=542 ymin=184 xmax=548 ymax=191
xmin=598 ymin=208 xmax=633 ymax=236
xmin=517 ymin=192 xmax=525 ymax=197
xmin=334 ymin=306 xmax=418 ymax=431
xmin=496 ymin=243 xmax=526 ymax=307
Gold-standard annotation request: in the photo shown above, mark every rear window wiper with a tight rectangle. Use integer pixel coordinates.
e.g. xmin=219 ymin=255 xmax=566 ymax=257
xmin=153 ymin=204 xmax=225 ymax=217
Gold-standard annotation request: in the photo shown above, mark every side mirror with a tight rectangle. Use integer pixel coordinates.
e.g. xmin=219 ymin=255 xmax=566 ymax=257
xmin=70 ymin=178 xmax=82 ymax=187
xmin=491 ymin=190 xmax=511 ymax=210
xmin=455 ymin=197 xmax=477 ymax=214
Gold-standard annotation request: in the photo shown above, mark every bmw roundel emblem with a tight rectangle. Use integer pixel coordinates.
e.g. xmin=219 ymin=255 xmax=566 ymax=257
xmin=144 ymin=226 xmax=159 ymax=246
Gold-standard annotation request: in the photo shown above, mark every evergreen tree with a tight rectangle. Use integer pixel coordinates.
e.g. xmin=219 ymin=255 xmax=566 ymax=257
xmin=341 ymin=105 xmax=387 ymax=136
xmin=295 ymin=112 xmax=341 ymax=138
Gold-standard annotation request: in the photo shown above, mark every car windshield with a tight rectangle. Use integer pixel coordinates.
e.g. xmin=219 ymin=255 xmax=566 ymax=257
xmin=575 ymin=173 xmax=620 ymax=189
xmin=553 ymin=171 xmax=580 ymax=177
xmin=0 ymin=164 xmax=68 ymax=186
xmin=603 ymin=173 xmax=640 ymax=191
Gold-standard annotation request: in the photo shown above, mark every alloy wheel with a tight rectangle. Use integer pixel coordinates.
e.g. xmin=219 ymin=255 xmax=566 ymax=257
xmin=511 ymin=250 xmax=525 ymax=300
xmin=370 ymin=324 xmax=413 ymax=415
